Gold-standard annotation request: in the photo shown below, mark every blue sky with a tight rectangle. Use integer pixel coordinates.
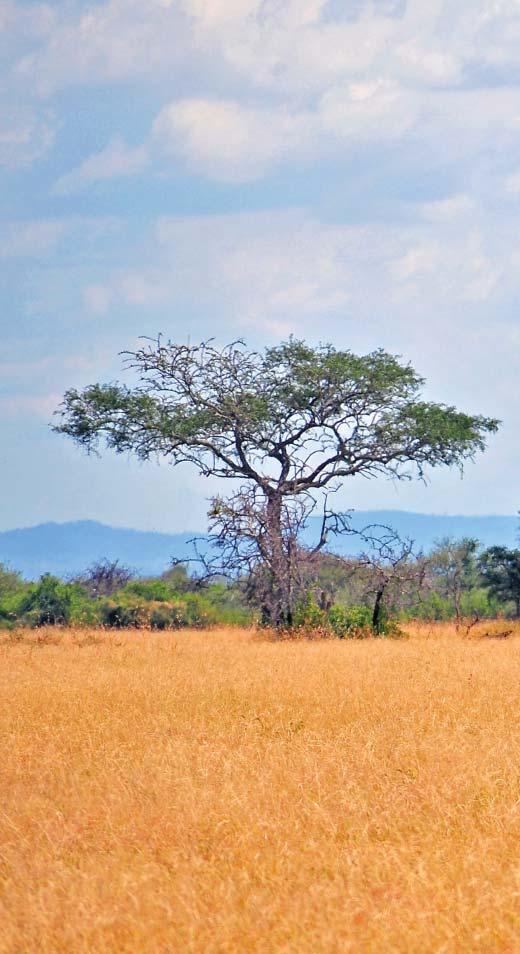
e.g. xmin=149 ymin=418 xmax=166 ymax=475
xmin=1 ymin=0 xmax=519 ymax=532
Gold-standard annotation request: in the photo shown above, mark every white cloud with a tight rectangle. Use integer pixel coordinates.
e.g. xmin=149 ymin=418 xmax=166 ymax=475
xmin=147 ymin=81 xmax=520 ymax=184
xmin=181 ymin=0 xmax=262 ymax=28
xmin=14 ymin=0 xmax=520 ymax=100
xmin=419 ymin=195 xmax=476 ymax=224
xmin=393 ymin=41 xmax=462 ymax=85
xmin=0 ymin=217 xmax=121 ymax=258
xmin=153 ymin=99 xmax=313 ymax=181
xmin=78 ymin=202 xmax=516 ymax=343
xmin=6 ymin=0 xmax=520 ymax=192
xmin=53 ymin=137 xmax=148 ymax=195
xmin=0 ymin=108 xmax=56 ymax=168
xmin=504 ymin=171 xmax=520 ymax=195
xmin=0 ymin=220 xmax=67 ymax=257
xmin=319 ymin=78 xmax=417 ymax=143
xmin=14 ymin=0 xmax=196 ymax=94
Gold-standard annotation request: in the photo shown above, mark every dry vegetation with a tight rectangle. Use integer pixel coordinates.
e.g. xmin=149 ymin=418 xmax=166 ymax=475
xmin=1 ymin=623 xmax=520 ymax=953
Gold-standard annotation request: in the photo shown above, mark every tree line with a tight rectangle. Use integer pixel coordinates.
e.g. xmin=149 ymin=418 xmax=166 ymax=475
xmin=1 ymin=538 xmax=519 ymax=634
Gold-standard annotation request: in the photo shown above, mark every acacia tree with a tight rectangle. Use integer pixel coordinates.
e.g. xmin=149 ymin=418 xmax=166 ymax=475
xmin=479 ymin=546 xmax=520 ymax=617
xmin=351 ymin=527 xmax=427 ymax=633
xmin=73 ymin=559 xmax=134 ymax=598
xmin=428 ymin=537 xmax=480 ymax=623
xmin=54 ymin=338 xmax=498 ymax=626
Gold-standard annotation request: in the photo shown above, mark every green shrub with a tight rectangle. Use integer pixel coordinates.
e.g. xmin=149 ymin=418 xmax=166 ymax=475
xmin=0 ymin=591 xmax=27 ymax=628
xmin=293 ymin=593 xmax=327 ymax=630
xmin=0 ymin=564 xmax=25 ymax=597
xmin=328 ymin=604 xmax=373 ymax=638
xmin=19 ymin=574 xmax=75 ymax=627
xmin=123 ymin=579 xmax=176 ymax=602
xmin=100 ymin=597 xmax=151 ymax=628
xmin=149 ymin=603 xmax=175 ymax=630
xmin=292 ymin=595 xmax=401 ymax=638
xmin=99 ymin=592 xmax=228 ymax=630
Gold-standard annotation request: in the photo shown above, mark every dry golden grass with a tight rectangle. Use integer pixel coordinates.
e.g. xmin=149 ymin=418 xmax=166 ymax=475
xmin=1 ymin=622 xmax=520 ymax=953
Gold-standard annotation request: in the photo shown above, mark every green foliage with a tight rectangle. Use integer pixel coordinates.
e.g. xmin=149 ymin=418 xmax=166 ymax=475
xmin=19 ymin=574 xmax=74 ymax=627
xmin=54 ymin=338 xmax=499 ymax=485
xmin=0 ymin=572 xmax=102 ymax=629
xmin=100 ymin=597 xmax=161 ymax=629
xmin=0 ymin=590 xmax=27 ymax=627
xmin=401 ymin=583 xmax=500 ymax=622
xmin=293 ymin=593 xmax=394 ymax=638
xmin=96 ymin=579 xmax=251 ymax=630
xmin=99 ymin=590 xmax=245 ymax=630
xmin=0 ymin=563 xmax=24 ymax=597
xmin=403 ymin=589 xmax=454 ymax=621
xmin=160 ymin=564 xmax=192 ymax=591
xmin=327 ymin=604 xmax=374 ymax=638
xmin=0 ymin=556 xmax=251 ymax=632
xmin=293 ymin=593 xmax=327 ymax=630
xmin=123 ymin=579 xmax=178 ymax=602
xmin=0 ymin=564 xmax=28 ymax=627
xmin=479 ymin=546 xmax=520 ymax=616
xmin=459 ymin=587 xmax=501 ymax=618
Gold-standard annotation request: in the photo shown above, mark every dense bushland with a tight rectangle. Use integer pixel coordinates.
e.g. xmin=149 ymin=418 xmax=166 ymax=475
xmin=0 ymin=538 xmax=518 ymax=634
xmin=0 ymin=564 xmax=250 ymax=632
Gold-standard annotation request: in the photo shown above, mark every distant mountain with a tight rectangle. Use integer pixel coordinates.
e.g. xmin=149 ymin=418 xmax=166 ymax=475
xmin=305 ymin=510 xmax=519 ymax=556
xmin=0 ymin=512 xmax=517 ymax=580
xmin=0 ymin=521 xmax=197 ymax=580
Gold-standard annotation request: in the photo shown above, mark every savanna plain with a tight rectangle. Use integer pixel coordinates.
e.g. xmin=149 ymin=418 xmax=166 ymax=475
xmin=1 ymin=623 xmax=520 ymax=953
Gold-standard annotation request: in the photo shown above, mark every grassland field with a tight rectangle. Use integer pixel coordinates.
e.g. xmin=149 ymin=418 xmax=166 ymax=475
xmin=1 ymin=621 xmax=520 ymax=953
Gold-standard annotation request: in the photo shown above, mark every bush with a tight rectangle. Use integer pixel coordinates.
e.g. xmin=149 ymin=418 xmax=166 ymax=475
xmin=404 ymin=586 xmax=501 ymax=622
xmin=328 ymin=604 xmax=373 ymax=638
xmin=99 ymin=593 xmax=228 ymax=630
xmin=292 ymin=594 xmax=401 ymax=638
xmin=0 ymin=563 xmax=25 ymax=597
xmin=19 ymin=574 xmax=74 ymax=627
xmin=123 ymin=579 xmax=176 ymax=602
xmin=100 ymin=597 xmax=151 ymax=629
xmin=293 ymin=593 xmax=327 ymax=630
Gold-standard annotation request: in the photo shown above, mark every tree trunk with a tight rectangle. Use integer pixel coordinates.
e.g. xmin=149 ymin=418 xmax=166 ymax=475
xmin=372 ymin=585 xmax=386 ymax=634
xmin=453 ymin=578 xmax=462 ymax=626
xmin=265 ymin=492 xmax=291 ymax=627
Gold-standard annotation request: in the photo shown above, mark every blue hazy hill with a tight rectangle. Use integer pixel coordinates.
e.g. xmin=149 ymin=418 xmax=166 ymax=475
xmin=0 ymin=521 xmax=196 ymax=580
xmin=304 ymin=510 xmax=518 ymax=556
xmin=0 ymin=512 xmax=517 ymax=579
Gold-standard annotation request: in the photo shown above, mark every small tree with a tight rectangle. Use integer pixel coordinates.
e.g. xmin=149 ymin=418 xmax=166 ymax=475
xmin=0 ymin=563 xmax=24 ymax=597
xmin=479 ymin=547 xmax=520 ymax=617
xmin=428 ymin=537 xmax=479 ymax=623
xmin=74 ymin=559 xmax=134 ymax=598
xmin=352 ymin=528 xmax=427 ymax=633
xmin=20 ymin=574 xmax=73 ymax=626
xmin=54 ymin=337 xmax=498 ymax=627
xmin=160 ymin=563 xmax=192 ymax=592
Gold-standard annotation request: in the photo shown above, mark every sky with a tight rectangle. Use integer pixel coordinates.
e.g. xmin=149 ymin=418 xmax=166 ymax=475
xmin=1 ymin=0 xmax=520 ymax=533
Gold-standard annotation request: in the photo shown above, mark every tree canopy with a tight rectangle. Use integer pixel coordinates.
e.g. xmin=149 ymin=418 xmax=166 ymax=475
xmin=55 ymin=338 xmax=498 ymax=488
xmin=479 ymin=546 xmax=520 ymax=617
